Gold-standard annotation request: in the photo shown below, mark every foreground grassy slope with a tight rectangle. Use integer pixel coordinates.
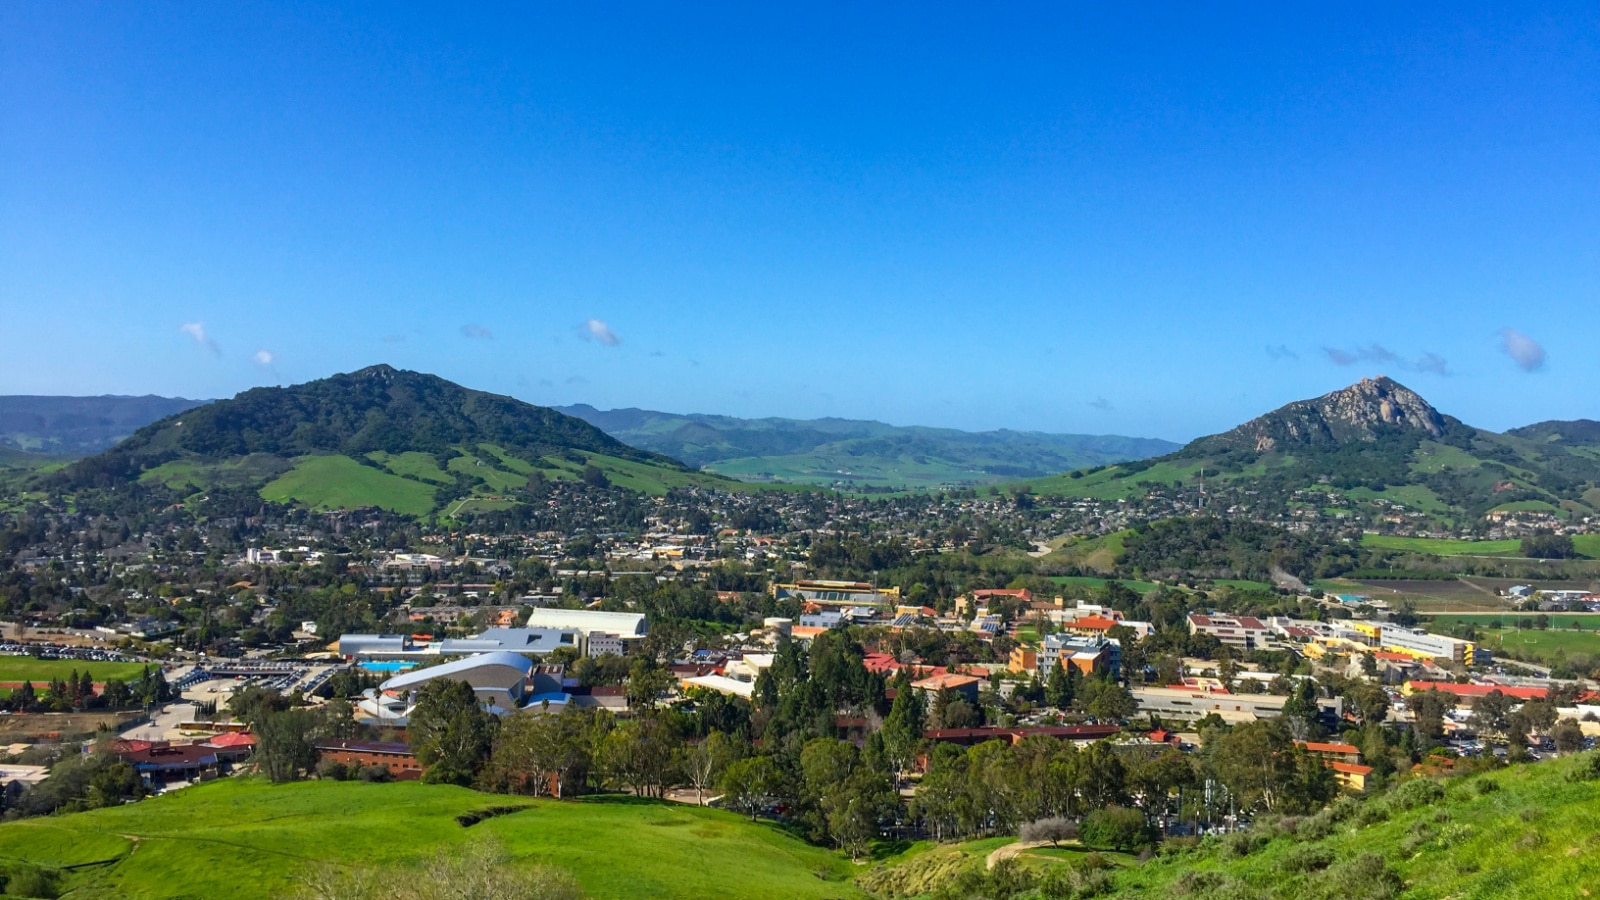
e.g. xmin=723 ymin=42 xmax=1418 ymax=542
xmin=0 ymin=779 xmax=863 ymax=900
xmin=1108 ymin=756 xmax=1600 ymax=899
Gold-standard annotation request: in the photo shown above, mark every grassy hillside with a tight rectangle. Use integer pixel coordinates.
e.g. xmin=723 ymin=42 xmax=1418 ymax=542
xmin=0 ymin=778 xmax=864 ymax=900
xmin=856 ymin=756 xmax=1600 ymax=899
xmin=1106 ymin=756 xmax=1600 ymax=899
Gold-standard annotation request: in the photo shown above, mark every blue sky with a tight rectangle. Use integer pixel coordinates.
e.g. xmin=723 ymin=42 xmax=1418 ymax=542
xmin=2 ymin=3 xmax=1596 ymax=441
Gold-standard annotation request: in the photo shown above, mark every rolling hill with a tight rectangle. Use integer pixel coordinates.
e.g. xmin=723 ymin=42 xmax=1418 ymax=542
xmin=0 ymin=777 xmax=865 ymax=899
xmin=557 ymin=404 xmax=1179 ymax=489
xmin=0 ymin=394 xmax=206 ymax=457
xmin=1022 ymin=377 xmax=1600 ymax=524
xmin=50 ymin=366 xmax=746 ymax=515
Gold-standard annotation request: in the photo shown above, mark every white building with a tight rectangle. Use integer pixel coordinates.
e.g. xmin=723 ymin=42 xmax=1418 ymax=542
xmin=526 ymin=609 xmax=648 ymax=640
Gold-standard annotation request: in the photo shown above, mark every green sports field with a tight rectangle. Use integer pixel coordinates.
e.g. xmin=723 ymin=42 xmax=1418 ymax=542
xmin=0 ymin=778 xmax=864 ymax=900
xmin=0 ymin=657 xmax=151 ymax=685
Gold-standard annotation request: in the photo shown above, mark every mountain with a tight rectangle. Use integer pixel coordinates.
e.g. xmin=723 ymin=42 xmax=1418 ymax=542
xmin=1024 ymin=376 xmax=1600 ymax=524
xmin=556 ymin=404 xmax=1180 ymax=489
xmin=0 ymin=394 xmax=206 ymax=457
xmin=1507 ymin=419 xmax=1600 ymax=447
xmin=55 ymin=366 xmax=726 ymax=516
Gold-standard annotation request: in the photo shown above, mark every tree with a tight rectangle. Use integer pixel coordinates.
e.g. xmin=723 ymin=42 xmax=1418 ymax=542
xmin=408 ymin=679 xmax=497 ymax=785
xmin=1470 ymin=690 xmax=1514 ymax=736
xmin=880 ymin=669 xmax=926 ymax=777
xmin=1019 ymin=816 xmax=1078 ymax=847
xmin=1521 ymin=533 xmax=1575 ymax=559
xmin=1080 ymin=805 xmax=1153 ymax=852
xmin=487 ymin=709 xmax=586 ymax=798
xmin=823 ymin=768 xmax=897 ymax=860
xmin=682 ymin=731 xmax=737 ymax=806
xmin=581 ymin=464 xmax=610 ymax=488
xmin=1406 ymin=689 xmax=1455 ymax=749
xmin=719 ymin=756 xmax=780 ymax=821
xmin=625 ymin=657 xmax=674 ymax=711
xmin=1078 ymin=677 xmax=1136 ymax=722
xmin=254 ymin=707 xmax=327 ymax=783
xmin=1552 ymin=718 xmax=1586 ymax=755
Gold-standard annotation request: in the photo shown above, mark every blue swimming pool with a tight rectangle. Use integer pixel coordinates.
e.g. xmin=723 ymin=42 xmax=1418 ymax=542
xmin=359 ymin=661 xmax=419 ymax=672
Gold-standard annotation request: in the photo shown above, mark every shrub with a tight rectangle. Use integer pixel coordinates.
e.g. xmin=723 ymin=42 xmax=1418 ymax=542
xmin=1296 ymin=810 xmax=1336 ymax=841
xmin=1172 ymin=871 xmax=1267 ymax=900
xmin=1020 ymin=816 xmax=1080 ymax=846
xmin=1474 ymin=778 xmax=1501 ymax=795
xmin=1387 ymin=778 xmax=1445 ymax=812
xmin=356 ymin=765 xmax=393 ymax=783
xmin=1566 ymin=752 xmax=1600 ymax=782
xmin=1036 ymin=864 xmax=1114 ymax=899
xmin=1307 ymin=852 xmax=1404 ymax=900
xmin=1278 ymin=844 xmax=1335 ymax=874
xmin=1221 ymin=829 xmax=1270 ymax=858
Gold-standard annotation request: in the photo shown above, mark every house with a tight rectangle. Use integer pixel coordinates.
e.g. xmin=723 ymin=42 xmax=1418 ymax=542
xmin=111 ymin=740 xmax=221 ymax=785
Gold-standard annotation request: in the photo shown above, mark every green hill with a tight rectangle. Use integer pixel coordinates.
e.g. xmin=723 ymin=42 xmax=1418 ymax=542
xmin=858 ymin=754 xmax=1600 ymax=899
xmin=1020 ymin=377 xmax=1600 ymax=524
xmin=0 ymin=778 xmax=864 ymax=900
xmin=558 ymin=404 xmax=1179 ymax=489
xmin=52 ymin=366 xmax=751 ymax=516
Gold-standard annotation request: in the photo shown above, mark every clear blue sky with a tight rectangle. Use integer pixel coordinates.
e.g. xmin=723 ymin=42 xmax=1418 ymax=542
xmin=2 ymin=3 xmax=1596 ymax=441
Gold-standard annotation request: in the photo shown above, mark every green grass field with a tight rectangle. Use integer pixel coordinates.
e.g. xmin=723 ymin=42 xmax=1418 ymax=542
xmin=447 ymin=454 xmax=527 ymax=492
xmin=366 ymin=450 xmax=454 ymax=484
xmin=1361 ymin=534 xmax=1523 ymax=557
xmin=1427 ymin=613 xmax=1600 ymax=663
xmin=1044 ymin=530 xmax=1131 ymax=572
xmin=0 ymin=778 xmax=864 ymax=900
xmin=260 ymin=455 xmax=438 ymax=517
xmin=0 ymin=657 xmax=151 ymax=684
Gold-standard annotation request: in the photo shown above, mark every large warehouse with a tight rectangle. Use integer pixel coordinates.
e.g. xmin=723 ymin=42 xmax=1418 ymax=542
xmin=525 ymin=608 xmax=648 ymax=638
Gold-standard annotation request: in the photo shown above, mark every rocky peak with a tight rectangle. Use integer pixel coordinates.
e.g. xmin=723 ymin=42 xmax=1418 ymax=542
xmin=1199 ymin=376 xmax=1449 ymax=453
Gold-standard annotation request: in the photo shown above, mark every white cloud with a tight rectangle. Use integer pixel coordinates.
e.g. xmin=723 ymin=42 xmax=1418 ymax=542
xmin=578 ymin=318 xmax=621 ymax=346
xmin=253 ymin=349 xmax=276 ymax=366
xmin=179 ymin=322 xmax=220 ymax=356
xmin=1499 ymin=328 xmax=1546 ymax=372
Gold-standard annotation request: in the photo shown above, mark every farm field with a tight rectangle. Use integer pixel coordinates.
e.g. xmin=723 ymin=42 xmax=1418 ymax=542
xmin=0 ymin=778 xmax=864 ymax=900
xmin=1318 ymin=577 xmax=1511 ymax=611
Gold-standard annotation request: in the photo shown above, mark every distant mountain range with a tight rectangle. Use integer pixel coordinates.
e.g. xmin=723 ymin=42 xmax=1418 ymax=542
xmin=0 ymin=395 xmax=206 ymax=457
xmin=556 ymin=404 xmax=1181 ymax=488
xmin=47 ymin=366 xmax=725 ymax=516
xmin=1026 ymin=376 xmax=1600 ymax=523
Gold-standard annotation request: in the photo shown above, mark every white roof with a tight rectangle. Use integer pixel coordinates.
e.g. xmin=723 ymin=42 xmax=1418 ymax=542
xmin=683 ymin=674 xmax=755 ymax=699
xmin=380 ymin=651 xmax=533 ymax=691
xmin=526 ymin=609 xmax=648 ymax=636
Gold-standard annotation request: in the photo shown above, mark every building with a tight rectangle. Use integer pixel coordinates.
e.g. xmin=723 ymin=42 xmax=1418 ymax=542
xmin=525 ymin=609 xmax=649 ymax=641
xmin=1008 ymin=647 xmax=1038 ymax=675
xmin=771 ymin=580 xmax=901 ymax=607
xmin=1130 ymin=686 xmax=1342 ymax=724
xmin=337 ymin=629 xmax=581 ymax=662
xmin=585 ymin=632 xmax=625 ymax=657
xmin=911 ymin=672 xmax=983 ymax=703
xmin=360 ymin=651 xmax=539 ymax=723
xmin=111 ymin=740 xmax=221 ymax=785
xmin=314 ymin=739 xmax=422 ymax=780
xmin=1358 ymin=622 xmax=1479 ymax=665
xmin=1400 ymin=680 xmax=1552 ymax=706
xmin=924 ymin=724 xmax=1118 ymax=747
xmin=1187 ymin=613 xmax=1273 ymax=650
xmin=1039 ymin=634 xmax=1120 ymax=677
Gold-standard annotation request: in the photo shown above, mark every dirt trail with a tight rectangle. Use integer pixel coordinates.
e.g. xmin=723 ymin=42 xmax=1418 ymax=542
xmin=986 ymin=841 xmax=1050 ymax=869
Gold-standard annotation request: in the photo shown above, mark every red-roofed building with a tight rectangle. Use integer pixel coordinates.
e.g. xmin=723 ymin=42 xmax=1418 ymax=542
xmin=923 ymin=724 xmax=1119 ymax=749
xmin=1402 ymin=681 xmax=1551 ymax=705
xmin=1188 ymin=613 xmax=1273 ymax=650
xmin=1061 ymin=615 xmax=1121 ymax=637
xmin=912 ymin=672 xmax=982 ymax=703
xmin=1296 ymin=740 xmax=1362 ymax=764
xmin=1329 ymin=760 xmax=1374 ymax=791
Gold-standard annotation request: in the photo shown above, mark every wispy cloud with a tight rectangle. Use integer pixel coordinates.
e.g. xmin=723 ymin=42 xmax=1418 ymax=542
xmin=1499 ymin=328 xmax=1546 ymax=372
xmin=179 ymin=322 xmax=220 ymax=356
xmin=1323 ymin=344 xmax=1448 ymax=376
xmin=1088 ymin=397 xmax=1112 ymax=411
xmin=1265 ymin=344 xmax=1298 ymax=361
xmin=578 ymin=318 xmax=621 ymax=346
xmin=381 ymin=333 xmax=407 ymax=343
xmin=252 ymin=349 xmax=276 ymax=367
xmin=461 ymin=324 xmax=493 ymax=340
xmin=565 ymin=375 xmax=588 ymax=386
